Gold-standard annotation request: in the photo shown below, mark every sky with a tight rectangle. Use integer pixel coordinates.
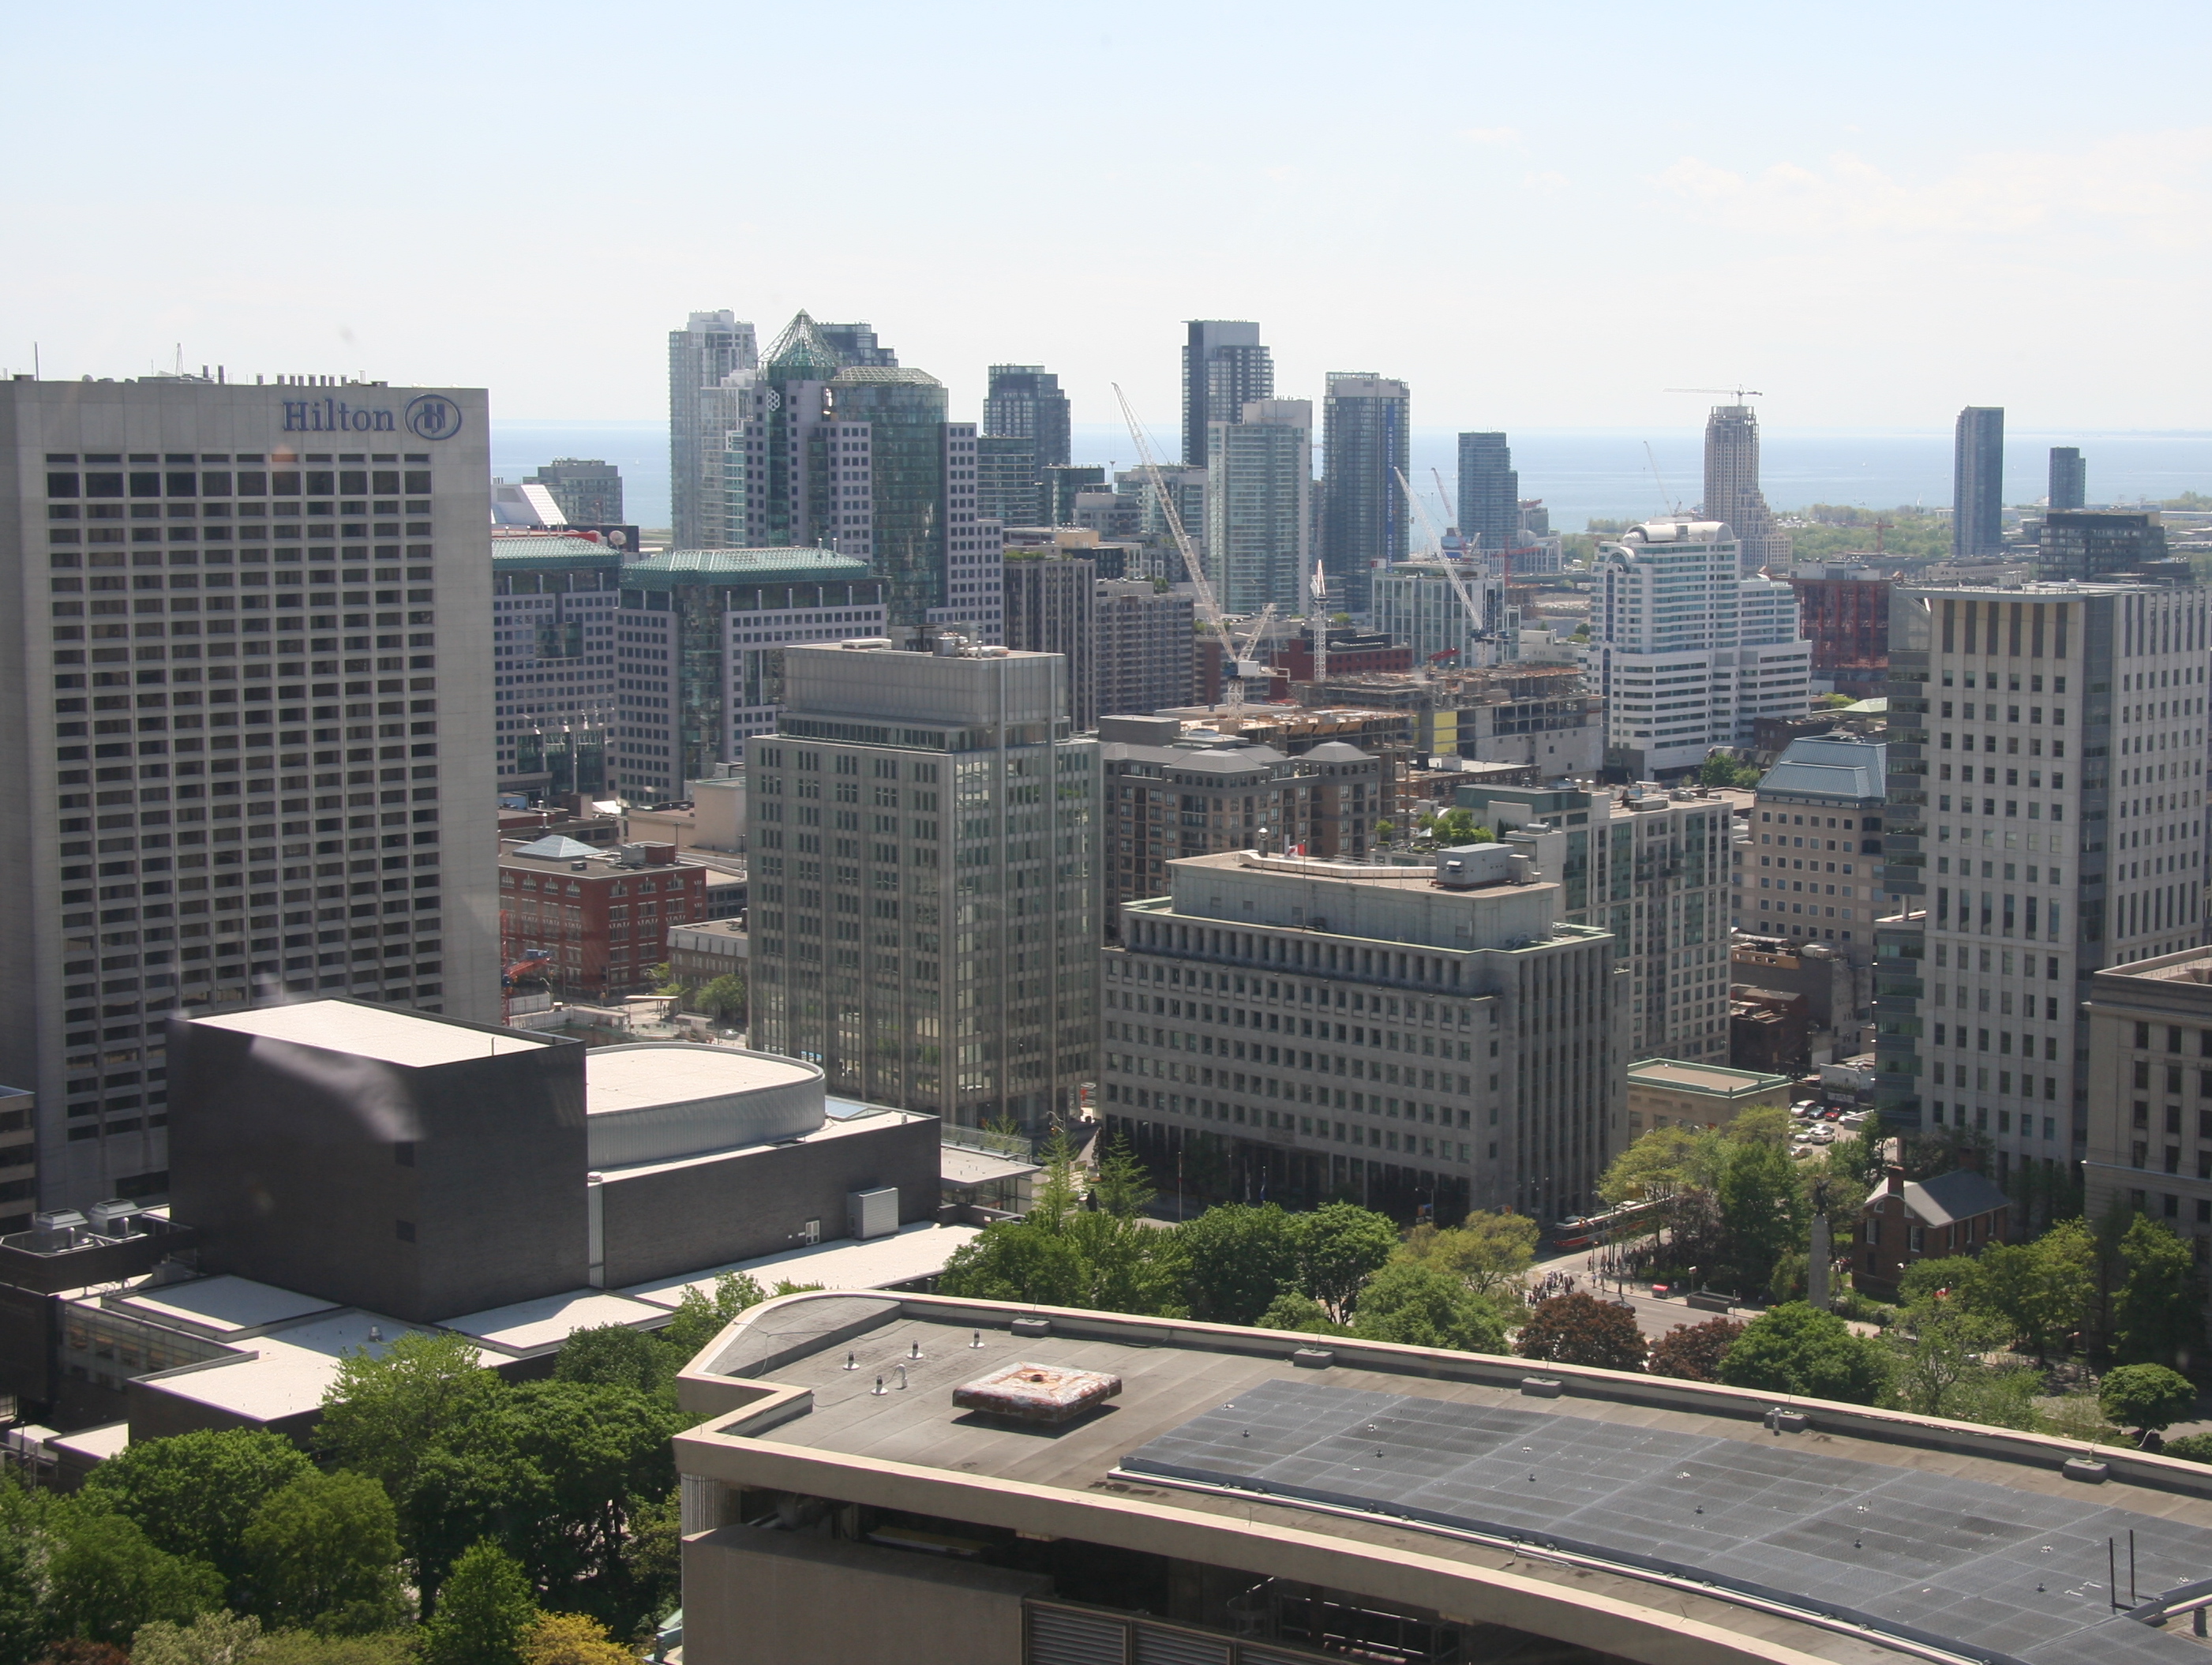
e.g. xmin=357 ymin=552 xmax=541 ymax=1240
xmin=9 ymin=1 xmax=2212 ymax=440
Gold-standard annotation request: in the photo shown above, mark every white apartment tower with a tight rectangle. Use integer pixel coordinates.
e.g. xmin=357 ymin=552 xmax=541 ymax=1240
xmin=1594 ymin=518 xmax=1811 ymax=778
xmin=1 ymin=375 xmax=499 ymax=1216
xmin=1205 ymin=399 xmax=1311 ymax=616
xmin=747 ymin=641 xmax=1097 ymax=1133
xmin=669 ymin=310 xmax=758 ymax=550
xmin=1885 ymin=579 xmax=2210 ymax=1190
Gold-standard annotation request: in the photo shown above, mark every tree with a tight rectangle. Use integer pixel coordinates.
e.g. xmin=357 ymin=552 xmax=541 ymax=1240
xmin=420 ymin=1543 xmax=538 ymax=1665
xmin=41 ymin=1505 xmax=225 ymax=1647
xmin=1884 ymin=1302 xmax=2011 ymax=1420
xmin=1724 ymin=1105 xmax=1794 ymax=1149
xmin=553 ymin=1325 xmax=671 ymax=1401
xmin=695 ymin=974 xmax=744 ymax=1022
xmin=1895 ymin=1255 xmax=1979 ymax=1307
xmin=1647 ymin=1317 xmax=1743 ymax=1382
xmin=655 ymin=1272 xmax=766 ymax=1362
xmin=249 ymin=1637 xmax=414 ymax=1665
xmin=2099 ymin=1363 xmax=2199 ymax=1440
xmin=517 ymin=1614 xmax=632 ymax=1665
xmin=1716 ymin=1303 xmax=1889 ymax=1405
xmin=2113 ymin=1216 xmax=2206 ymax=1367
xmin=317 ymin=1331 xmax=504 ymax=1497
xmin=1717 ymin=1138 xmax=1802 ymax=1298
xmin=2161 ymin=1433 xmax=2212 ymax=1464
xmin=242 ymin=1470 xmax=407 ymax=1634
xmin=1820 ymin=1134 xmax=1886 ymax=1194
xmin=616 ymin=1491 xmax=681 ymax=1633
xmin=1515 ymin=1293 xmax=1647 ymax=1372
xmin=1253 ymin=1292 xmax=1344 ymax=1334
xmin=1696 ymin=753 xmax=1761 ymax=789
xmin=1958 ymin=1221 xmax=2094 ymax=1362
xmin=80 ymin=1429 xmax=313 ymax=1605
xmin=1168 ymin=1205 xmax=1300 ymax=1326
xmin=1597 ymin=1124 xmax=1713 ymax=1206
xmin=1397 ymin=1210 xmax=1539 ymax=1302
xmin=0 ymin=1497 xmax=43 ymax=1665
xmin=1090 ymin=1134 xmax=1154 ymax=1221
xmin=1347 ymin=1262 xmax=1509 ymax=1352
xmin=130 ymin=1613 xmax=266 ymax=1665
xmin=1291 ymin=1203 xmax=1397 ymax=1322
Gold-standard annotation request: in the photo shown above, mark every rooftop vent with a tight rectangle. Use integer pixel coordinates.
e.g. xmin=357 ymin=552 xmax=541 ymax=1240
xmin=953 ymin=1361 xmax=1122 ymax=1425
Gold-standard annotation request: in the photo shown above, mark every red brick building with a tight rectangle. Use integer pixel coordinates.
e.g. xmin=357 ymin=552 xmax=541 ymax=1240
xmin=497 ymin=834 xmax=707 ymax=1001
xmin=1856 ymin=1165 xmax=2011 ymax=1299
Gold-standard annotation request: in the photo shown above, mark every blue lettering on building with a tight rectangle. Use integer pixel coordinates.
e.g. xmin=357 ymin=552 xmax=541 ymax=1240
xmin=282 ymin=397 xmax=399 ymax=433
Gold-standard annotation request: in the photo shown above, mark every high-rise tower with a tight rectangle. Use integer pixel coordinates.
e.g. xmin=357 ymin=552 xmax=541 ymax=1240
xmin=1701 ymin=405 xmax=1790 ymax=576
xmin=2049 ymin=447 xmax=2086 ymax=512
xmin=1 ymin=375 xmax=501 ymax=1221
xmin=1320 ymin=373 xmax=1411 ymax=614
xmin=1456 ymin=433 xmax=1521 ymax=561
xmin=1182 ymin=321 xmax=1273 ymax=466
xmin=1205 ymin=399 xmax=1312 ymax=615
xmin=1953 ymin=407 xmax=2007 ymax=559
xmin=984 ymin=366 xmax=1071 ymax=470
xmin=668 ymin=311 xmax=757 ymax=549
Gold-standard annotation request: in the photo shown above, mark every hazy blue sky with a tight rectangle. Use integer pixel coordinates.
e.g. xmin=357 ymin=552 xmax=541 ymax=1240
xmin=9 ymin=1 xmax=2210 ymax=437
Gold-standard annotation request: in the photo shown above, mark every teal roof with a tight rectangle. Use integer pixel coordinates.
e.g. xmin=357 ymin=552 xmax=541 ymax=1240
xmin=1757 ymin=736 xmax=1888 ymax=802
xmin=762 ymin=311 xmax=845 ymax=379
xmin=492 ymin=535 xmax=625 ymax=569
xmin=622 ymin=547 xmax=874 ymax=584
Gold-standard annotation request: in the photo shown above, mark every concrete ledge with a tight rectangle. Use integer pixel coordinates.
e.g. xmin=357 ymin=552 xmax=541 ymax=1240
xmin=1520 ymin=1377 xmax=1563 ymax=1398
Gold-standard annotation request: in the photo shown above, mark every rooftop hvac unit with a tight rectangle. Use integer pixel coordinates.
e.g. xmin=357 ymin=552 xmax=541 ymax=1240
xmin=847 ymin=1187 xmax=898 ymax=1241
xmin=85 ymin=1200 xmax=141 ymax=1239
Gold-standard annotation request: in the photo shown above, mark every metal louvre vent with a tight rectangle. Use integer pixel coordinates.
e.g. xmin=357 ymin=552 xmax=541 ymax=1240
xmin=1029 ymin=1607 xmax=1126 ymax=1665
xmin=1134 ymin=1629 xmax=1230 ymax=1665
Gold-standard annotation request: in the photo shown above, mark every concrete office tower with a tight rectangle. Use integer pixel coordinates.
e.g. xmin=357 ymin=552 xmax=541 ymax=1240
xmin=2 ymin=376 xmax=501 ymax=1214
xmin=613 ymin=549 xmax=888 ymax=789
xmin=1205 ymin=399 xmax=1312 ymax=615
xmin=1181 ymin=321 xmax=1273 ymax=466
xmin=1320 ymin=373 xmax=1412 ymax=613
xmin=738 ymin=313 xmax=999 ymax=639
xmin=1953 ymin=406 xmax=2006 ymax=559
xmin=2049 ymin=447 xmax=2086 ymax=512
xmin=525 ymin=458 xmax=622 ymax=527
xmin=983 ymin=365 xmax=1071 ymax=470
xmin=1592 ymin=519 xmax=1813 ymax=778
xmin=668 ymin=311 xmax=758 ymax=549
xmin=491 ymin=534 xmax=622 ymax=799
xmin=2036 ymin=509 xmax=2171 ymax=585
xmin=1875 ymin=579 xmax=2210 ymax=1188
xmin=1100 ymin=843 xmax=1623 ymax=1222
xmin=1095 ymin=581 xmax=1195 ymax=720
xmin=1474 ymin=784 xmax=1734 ymax=1064
xmin=2082 ymin=947 xmax=2212 ymax=1262
xmin=748 ymin=641 xmax=1098 ymax=1132
xmin=1701 ymin=405 xmax=1791 ymax=576
xmin=1002 ymin=553 xmax=1098 ymax=731
xmin=1456 ymin=432 xmax=1520 ymax=560
xmin=1370 ymin=560 xmax=1512 ymax=670
xmin=1739 ymin=737 xmax=1893 ymax=1021
xmin=976 ymin=436 xmax=1040 ymax=527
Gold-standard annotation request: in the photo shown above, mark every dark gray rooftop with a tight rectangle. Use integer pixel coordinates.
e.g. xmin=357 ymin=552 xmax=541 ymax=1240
xmin=1758 ymin=737 xmax=1888 ymax=803
xmin=1123 ymin=1377 xmax=2195 ymax=1665
xmin=1903 ymin=1168 xmax=2015 ymax=1228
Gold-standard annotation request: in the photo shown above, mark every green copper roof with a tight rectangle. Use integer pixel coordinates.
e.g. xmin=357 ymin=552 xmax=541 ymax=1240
xmin=491 ymin=534 xmax=626 ymax=570
xmin=622 ymin=547 xmax=874 ymax=584
xmin=827 ymin=366 xmax=943 ymax=388
xmin=762 ymin=310 xmax=845 ymax=379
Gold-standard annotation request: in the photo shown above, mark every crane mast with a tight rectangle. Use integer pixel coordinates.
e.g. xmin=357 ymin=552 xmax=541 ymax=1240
xmin=1396 ymin=468 xmax=1502 ymax=668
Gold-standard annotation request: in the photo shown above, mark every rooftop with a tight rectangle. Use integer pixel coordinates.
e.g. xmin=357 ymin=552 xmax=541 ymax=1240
xmin=1757 ymin=737 xmax=1889 ymax=803
xmin=622 ymin=548 xmax=875 ymax=581
xmin=585 ymin=1044 xmax=815 ymax=1120
xmin=622 ymin=1220 xmax=981 ymax=1309
xmin=193 ymin=1001 xmax=550 ymax=1067
xmin=677 ymin=1294 xmax=2212 ymax=1665
xmin=101 ymin=1275 xmax=340 ymax=1339
xmin=1626 ymin=1059 xmax=1793 ymax=1097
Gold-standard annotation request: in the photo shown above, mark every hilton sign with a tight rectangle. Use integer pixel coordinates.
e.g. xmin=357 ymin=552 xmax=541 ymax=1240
xmin=282 ymin=393 xmax=463 ymax=440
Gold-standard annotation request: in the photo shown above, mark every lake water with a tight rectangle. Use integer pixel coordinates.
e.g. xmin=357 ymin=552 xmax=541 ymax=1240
xmin=492 ymin=418 xmax=2212 ymax=538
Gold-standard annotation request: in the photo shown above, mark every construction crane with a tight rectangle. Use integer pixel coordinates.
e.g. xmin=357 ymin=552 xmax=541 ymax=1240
xmin=1665 ymin=385 xmax=1764 ymax=401
xmin=1114 ymin=383 xmax=1269 ymax=707
xmin=1396 ymin=468 xmax=1505 ymax=667
xmin=1310 ymin=562 xmax=1329 ymax=682
xmin=1431 ymin=465 xmax=1507 ymax=585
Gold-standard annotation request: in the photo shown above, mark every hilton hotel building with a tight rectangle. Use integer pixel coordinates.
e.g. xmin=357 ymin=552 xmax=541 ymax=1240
xmin=0 ymin=375 xmax=497 ymax=1221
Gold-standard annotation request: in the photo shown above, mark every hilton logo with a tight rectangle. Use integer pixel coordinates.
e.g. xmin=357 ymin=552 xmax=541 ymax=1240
xmin=279 ymin=393 xmax=465 ymax=439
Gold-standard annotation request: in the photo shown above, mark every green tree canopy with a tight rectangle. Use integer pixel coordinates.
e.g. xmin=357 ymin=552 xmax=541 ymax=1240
xmin=1394 ymin=1209 xmax=1539 ymax=1302
xmin=2100 ymin=1363 xmax=2199 ymax=1437
xmin=79 ymin=1429 xmax=313 ymax=1605
xmin=129 ymin=1612 xmax=265 ymax=1665
xmin=317 ymin=1331 xmax=504 ymax=1497
xmin=1957 ymin=1221 xmax=2094 ymax=1361
xmin=1515 ymin=1292 xmax=1647 ymax=1372
xmin=1896 ymin=1256 xmax=1978 ymax=1307
xmin=1884 ymin=1302 xmax=2011 ymax=1420
xmin=655 ymin=1272 xmax=767 ymax=1362
xmin=1597 ymin=1124 xmax=1715 ymax=1206
xmin=1167 ymin=1204 xmax=1301 ymax=1326
xmin=1347 ymin=1262 xmax=1510 ymax=1352
xmin=552 ymin=1325 xmax=672 ymax=1400
xmin=420 ymin=1543 xmax=539 ymax=1665
xmin=2113 ymin=1217 xmax=2206 ymax=1367
xmin=42 ymin=1504 xmax=226 ymax=1647
xmin=1696 ymin=753 xmax=1762 ymax=789
xmin=1291 ymin=1203 xmax=1398 ymax=1322
xmin=1718 ymin=1138 xmax=1805 ymax=1299
xmin=1716 ymin=1303 xmax=1888 ymax=1404
xmin=242 ymin=1469 xmax=407 ymax=1635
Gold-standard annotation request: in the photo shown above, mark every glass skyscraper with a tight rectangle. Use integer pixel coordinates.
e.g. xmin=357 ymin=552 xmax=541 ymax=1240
xmin=1954 ymin=406 xmax=2007 ymax=558
xmin=1182 ymin=321 xmax=1273 ymax=467
xmin=1455 ymin=432 xmax=1520 ymax=560
xmin=667 ymin=311 xmax=756 ymax=549
xmin=984 ymin=365 xmax=1071 ymax=470
xmin=1320 ymin=373 xmax=1410 ymax=614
